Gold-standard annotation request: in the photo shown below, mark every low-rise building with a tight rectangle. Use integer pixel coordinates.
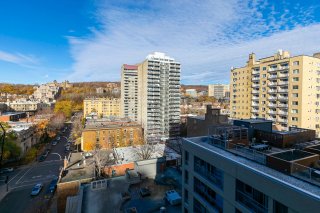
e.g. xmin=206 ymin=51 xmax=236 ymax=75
xmin=81 ymin=119 xmax=143 ymax=151
xmin=187 ymin=105 xmax=229 ymax=137
xmin=83 ymin=98 xmax=121 ymax=118
xmin=0 ymin=112 xmax=27 ymax=122
xmin=6 ymin=100 xmax=53 ymax=112
xmin=8 ymin=121 xmax=39 ymax=156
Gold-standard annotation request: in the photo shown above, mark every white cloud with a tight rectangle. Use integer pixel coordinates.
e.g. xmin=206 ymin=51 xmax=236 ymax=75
xmin=67 ymin=0 xmax=320 ymax=84
xmin=0 ymin=50 xmax=38 ymax=66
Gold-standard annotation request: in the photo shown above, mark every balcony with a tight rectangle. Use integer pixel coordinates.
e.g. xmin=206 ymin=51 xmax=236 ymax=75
xmin=278 ymin=81 xmax=288 ymax=86
xmin=278 ymin=73 xmax=289 ymax=78
xmin=268 ymin=67 xmax=278 ymax=72
xmin=278 ymin=96 xmax=288 ymax=100
xmin=252 ymin=89 xmax=259 ymax=94
xmin=252 ymin=69 xmax=260 ymax=75
xmin=252 ymin=83 xmax=260 ymax=88
xmin=268 ymin=103 xmax=277 ymax=108
xmin=268 ymin=82 xmax=277 ymax=86
xmin=267 ymin=90 xmax=277 ymax=94
xmin=278 ymin=89 xmax=288 ymax=93
xmin=252 ymin=96 xmax=259 ymax=100
xmin=278 ymin=104 xmax=288 ymax=108
xmin=252 ymin=102 xmax=259 ymax=106
xmin=252 ymin=108 xmax=259 ymax=113
xmin=280 ymin=65 xmax=289 ymax=70
xmin=268 ymin=75 xmax=277 ymax=79
xmin=268 ymin=117 xmax=276 ymax=122
xmin=278 ymin=118 xmax=288 ymax=123
xmin=268 ymin=111 xmax=277 ymax=115
xmin=252 ymin=77 xmax=260 ymax=81
xmin=278 ymin=111 xmax=288 ymax=116
xmin=267 ymin=96 xmax=277 ymax=100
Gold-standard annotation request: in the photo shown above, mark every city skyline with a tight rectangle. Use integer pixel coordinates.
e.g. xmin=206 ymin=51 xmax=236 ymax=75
xmin=1 ymin=0 xmax=320 ymax=84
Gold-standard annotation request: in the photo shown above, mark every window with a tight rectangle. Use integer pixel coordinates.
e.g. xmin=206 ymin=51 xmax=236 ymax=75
xmin=194 ymin=178 xmax=223 ymax=212
xmin=273 ymin=200 xmax=288 ymax=213
xmin=184 ymin=189 xmax=189 ymax=204
xmin=263 ymin=67 xmax=266 ymax=71
xmin=185 ymin=151 xmax=189 ymax=165
xmin=236 ymin=180 xmax=268 ymax=213
xmin=293 ymin=61 xmax=299 ymax=66
xmin=292 ymin=117 xmax=298 ymax=121
xmin=292 ymin=93 xmax=298 ymax=98
xmin=262 ymin=74 xmax=266 ymax=78
xmin=194 ymin=156 xmax=224 ymax=189
xmin=184 ymin=170 xmax=189 ymax=184
xmin=291 ymin=109 xmax=298 ymax=114
xmin=194 ymin=198 xmax=207 ymax=213
xmin=292 ymin=85 xmax=299 ymax=90
xmin=293 ymin=69 xmax=299 ymax=74
xmin=292 ymin=101 xmax=298 ymax=106
xmin=292 ymin=77 xmax=299 ymax=82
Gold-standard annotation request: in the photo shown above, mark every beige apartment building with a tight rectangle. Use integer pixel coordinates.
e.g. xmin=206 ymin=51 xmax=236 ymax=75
xmin=208 ymin=84 xmax=230 ymax=99
xmin=230 ymin=50 xmax=320 ymax=136
xmin=83 ymin=98 xmax=120 ymax=118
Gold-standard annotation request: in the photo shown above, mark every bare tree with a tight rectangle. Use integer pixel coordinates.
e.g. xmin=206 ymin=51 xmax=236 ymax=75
xmin=135 ymin=144 xmax=155 ymax=160
xmin=93 ymin=149 xmax=113 ymax=179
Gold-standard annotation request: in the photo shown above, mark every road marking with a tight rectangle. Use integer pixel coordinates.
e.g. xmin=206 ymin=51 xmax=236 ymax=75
xmin=50 ymin=153 xmax=62 ymax=160
xmin=8 ymin=168 xmax=26 ymax=184
xmin=32 ymin=175 xmax=42 ymax=179
xmin=16 ymin=167 xmax=33 ymax=184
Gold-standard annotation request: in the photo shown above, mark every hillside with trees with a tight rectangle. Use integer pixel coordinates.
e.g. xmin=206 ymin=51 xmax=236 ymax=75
xmin=0 ymin=83 xmax=35 ymax=95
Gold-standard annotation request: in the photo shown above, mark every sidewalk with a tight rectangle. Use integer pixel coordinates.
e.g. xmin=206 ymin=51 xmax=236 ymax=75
xmin=0 ymin=184 xmax=8 ymax=202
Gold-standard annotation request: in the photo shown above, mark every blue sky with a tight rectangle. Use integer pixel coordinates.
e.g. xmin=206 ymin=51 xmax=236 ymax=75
xmin=1 ymin=0 xmax=320 ymax=84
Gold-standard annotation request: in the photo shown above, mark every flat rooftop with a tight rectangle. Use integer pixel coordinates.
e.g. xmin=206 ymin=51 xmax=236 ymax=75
xmin=236 ymin=118 xmax=273 ymax=124
xmin=184 ymin=136 xmax=320 ymax=199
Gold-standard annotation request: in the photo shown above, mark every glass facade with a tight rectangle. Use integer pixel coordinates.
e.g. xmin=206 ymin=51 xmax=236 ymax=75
xmin=236 ymin=179 xmax=268 ymax=213
xmin=194 ymin=177 xmax=223 ymax=213
xmin=194 ymin=156 xmax=224 ymax=190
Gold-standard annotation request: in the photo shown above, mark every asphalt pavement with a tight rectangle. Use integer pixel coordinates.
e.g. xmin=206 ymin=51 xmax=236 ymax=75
xmin=0 ymin=123 xmax=73 ymax=213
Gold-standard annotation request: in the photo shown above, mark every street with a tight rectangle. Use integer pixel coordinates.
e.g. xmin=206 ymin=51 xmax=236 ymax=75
xmin=0 ymin=122 xmax=73 ymax=213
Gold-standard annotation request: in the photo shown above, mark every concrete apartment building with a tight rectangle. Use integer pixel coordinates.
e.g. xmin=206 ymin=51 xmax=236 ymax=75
xmin=81 ymin=119 xmax=143 ymax=151
xmin=121 ymin=52 xmax=181 ymax=143
xmin=121 ymin=64 xmax=139 ymax=122
xmin=182 ymin=121 xmax=320 ymax=213
xmin=83 ymin=98 xmax=120 ymax=118
xmin=33 ymin=82 xmax=61 ymax=102
xmin=185 ymin=89 xmax=197 ymax=98
xmin=208 ymin=84 xmax=230 ymax=99
xmin=230 ymin=50 xmax=320 ymax=136
xmin=5 ymin=100 xmax=52 ymax=112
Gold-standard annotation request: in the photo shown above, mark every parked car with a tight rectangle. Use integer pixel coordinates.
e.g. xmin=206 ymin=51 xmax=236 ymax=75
xmin=139 ymin=187 xmax=151 ymax=197
xmin=38 ymin=155 xmax=46 ymax=162
xmin=84 ymin=152 xmax=93 ymax=158
xmin=44 ymin=177 xmax=58 ymax=199
xmin=31 ymin=183 xmax=43 ymax=196
xmin=165 ymin=190 xmax=181 ymax=205
xmin=52 ymin=141 xmax=57 ymax=146
xmin=56 ymin=136 xmax=60 ymax=141
xmin=0 ymin=167 xmax=14 ymax=174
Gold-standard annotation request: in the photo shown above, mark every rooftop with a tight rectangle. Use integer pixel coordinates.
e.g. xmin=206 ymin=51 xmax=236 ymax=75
xmin=236 ymin=118 xmax=273 ymax=124
xmin=185 ymin=136 xmax=320 ymax=199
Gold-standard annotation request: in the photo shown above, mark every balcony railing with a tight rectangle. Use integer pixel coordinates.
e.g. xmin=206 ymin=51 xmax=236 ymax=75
xmin=278 ymin=118 xmax=288 ymax=123
xmin=252 ymin=102 xmax=259 ymax=106
xmin=278 ymin=96 xmax=288 ymax=100
xmin=278 ymin=104 xmax=288 ymax=108
xmin=278 ymin=89 xmax=288 ymax=93
xmin=278 ymin=81 xmax=288 ymax=86
xmin=252 ymin=96 xmax=259 ymax=100
xmin=252 ymin=83 xmax=260 ymax=88
xmin=268 ymin=111 xmax=276 ymax=115
xmin=268 ymin=103 xmax=277 ymax=107
xmin=268 ymin=82 xmax=277 ymax=86
xmin=278 ymin=73 xmax=289 ymax=78
xmin=278 ymin=111 xmax=288 ymax=115
xmin=252 ymin=90 xmax=259 ymax=94
xmin=268 ymin=90 xmax=277 ymax=93
xmin=268 ymin=75 xmax=277 ymax=79
xmin=252 ymin=70 xmax=260 ymax=75
xmin=252 ymin=77 xmax=260 ymax=81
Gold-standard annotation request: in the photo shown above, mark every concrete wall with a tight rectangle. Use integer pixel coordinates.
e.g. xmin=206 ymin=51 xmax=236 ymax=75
xmin=182 ymin=138 xmax=320 ymax=212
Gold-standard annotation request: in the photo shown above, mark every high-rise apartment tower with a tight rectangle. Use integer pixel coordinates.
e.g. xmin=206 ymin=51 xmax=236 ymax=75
xmin=230 ymin=50 xmax=320 ymax=137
